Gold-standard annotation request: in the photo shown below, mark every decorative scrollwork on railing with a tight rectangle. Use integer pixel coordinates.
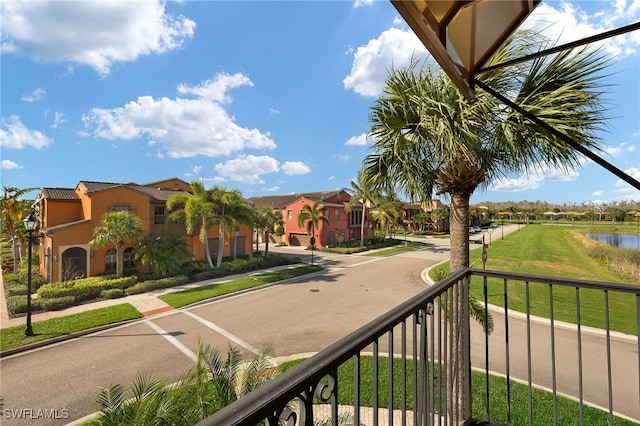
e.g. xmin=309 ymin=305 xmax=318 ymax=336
xmin=314 ymin=371 xmax=336 ymax=403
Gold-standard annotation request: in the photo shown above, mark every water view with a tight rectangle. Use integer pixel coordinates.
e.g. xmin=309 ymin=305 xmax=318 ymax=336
xmin=586 ymin=233 xmax=640 ymax=250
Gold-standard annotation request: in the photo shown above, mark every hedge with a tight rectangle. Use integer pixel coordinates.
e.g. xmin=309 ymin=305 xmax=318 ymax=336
xmin=37 ymin=276 xmax=138 ymax=301
xmin=6 ymin=295 xmax=42 ymax=315
xmin=39 ymin=296 xmax=76 ymax=311
xmin=126 ymin=275 xmax=189 ymax=295
xmin=100 ymin=288 xmax=125 ymax=299
xmin=5 ymin=282 xmax=28 ymax=297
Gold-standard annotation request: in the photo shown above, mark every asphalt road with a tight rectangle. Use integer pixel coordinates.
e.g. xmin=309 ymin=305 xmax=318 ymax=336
xmin=1 ymin=229 xmax=638 ymax=424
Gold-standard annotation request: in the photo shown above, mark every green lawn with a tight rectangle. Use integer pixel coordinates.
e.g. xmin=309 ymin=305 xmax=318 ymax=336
xmin=159 ymin=265 xmax=323 ymax=308
xmin=431 ymin=224 xmax=640 ymax=335
xmin=279 ymin=355 xmax=638 ymax=425
xmin=0 ymin=304 xmax=142 ymax=351
xmin=364 ymin=241 xmax=427 ymax=256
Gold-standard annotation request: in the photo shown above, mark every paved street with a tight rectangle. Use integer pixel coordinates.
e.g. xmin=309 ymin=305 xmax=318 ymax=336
xmin=1 ymin=226 xmax=638 ymax=424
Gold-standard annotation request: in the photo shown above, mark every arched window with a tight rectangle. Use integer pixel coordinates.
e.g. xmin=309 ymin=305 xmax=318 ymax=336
xmin=61 ymin=247 xmax=87 ymax=281
xmin=124 ymin=247 xmax=136 ymax=269
xmin=105 ymin=249 xmax=117 ymax=273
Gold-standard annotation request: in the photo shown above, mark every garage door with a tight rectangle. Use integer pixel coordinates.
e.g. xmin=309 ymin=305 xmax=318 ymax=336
xmin=289 ymin=233 xmax=311 ymax=246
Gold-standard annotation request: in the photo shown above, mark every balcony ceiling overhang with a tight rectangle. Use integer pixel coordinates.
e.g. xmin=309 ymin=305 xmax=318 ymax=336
xmin=391 ymin=0 xmax=540 ymax=100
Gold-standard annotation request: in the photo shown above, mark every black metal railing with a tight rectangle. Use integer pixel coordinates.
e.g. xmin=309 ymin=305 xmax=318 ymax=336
xmin=197 ymin=269 xmax=640 ymax=426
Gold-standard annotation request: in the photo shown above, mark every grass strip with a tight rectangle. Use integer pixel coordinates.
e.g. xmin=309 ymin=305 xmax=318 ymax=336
xmin=364 ymin=241 xmax=426 ymax=257
xmin=279 ymin=356 xmax=638 ymax=425
xmin=0 ymin=304 xmax=141 ymax=351
xmin=159 ymin=265 xmax=324 ymax=308
xmin=430 ymin=225 xmax=640 ymax=335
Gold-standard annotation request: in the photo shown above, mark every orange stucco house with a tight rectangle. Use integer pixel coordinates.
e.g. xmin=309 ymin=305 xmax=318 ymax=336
xmin=35 ymin=178 xmax=253 ymax=283
xmin=249 ymin=190 xmax=370 ymax=247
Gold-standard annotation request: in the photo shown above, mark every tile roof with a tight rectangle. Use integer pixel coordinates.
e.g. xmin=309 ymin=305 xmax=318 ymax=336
xmin=41 ymin=188 xmax=79 ymax=200
xmin=247 ymin=190 xmax=349 ymax=209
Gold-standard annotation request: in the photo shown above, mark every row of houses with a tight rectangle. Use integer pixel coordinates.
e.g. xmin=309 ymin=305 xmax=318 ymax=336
xmin=32 ymin=177 xmax=448 ymax=283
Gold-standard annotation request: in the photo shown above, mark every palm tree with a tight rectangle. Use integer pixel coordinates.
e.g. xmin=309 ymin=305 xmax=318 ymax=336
xmin=135 ymin=233 xmax=190 ymax=278
xmin=254 ymin=207 xmax=284 ymax=257
xmin=90 ymin=211 xmax=145 ymax=278
xmin=297 ymin=200 xmax=329 ymax=248
xmin=363 ymin=30 xmax=608 ymax=421
xmin=364 ymin=30 xmax=608 ymax=273
xmin=1 ymin=185 xmax=38 ymax=269
xmin=371 ymin=196 xmax=401 ymax=239
xmin=345 ymin=170 xmax=379 ymax=247
xmin=213 ymin=189 xmax=253 ymax=265
xmin=167 ymin=182 xmax=218 ymax=269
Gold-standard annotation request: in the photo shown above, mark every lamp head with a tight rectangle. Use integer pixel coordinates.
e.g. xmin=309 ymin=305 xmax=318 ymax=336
xmin=23 ymin=211 xmax=39 ymax=232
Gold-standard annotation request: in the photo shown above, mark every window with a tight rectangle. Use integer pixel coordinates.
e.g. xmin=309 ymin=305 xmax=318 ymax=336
xmin=154 ymin=206 xmax=166 ymax=224
xmin=287 ymin=210 xmax=292 ymax=220
xmin=113 ymin=205 xmax=130 ymax=212
xmin=124 ymin=247 xmax=135 ymax=269
xmin=105 ymin=249 xmax=117 ymax=273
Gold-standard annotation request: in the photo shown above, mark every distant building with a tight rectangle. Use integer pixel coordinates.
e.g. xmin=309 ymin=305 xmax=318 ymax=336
xmin=35 ymin=178 xmax=253 ymax=283
xmin=249 ymin=190 xmax=370 ymax=247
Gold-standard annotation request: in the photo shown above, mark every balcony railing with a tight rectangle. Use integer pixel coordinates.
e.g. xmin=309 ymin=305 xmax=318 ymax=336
xmin=197 ymin=269 xmax=640 ymax=426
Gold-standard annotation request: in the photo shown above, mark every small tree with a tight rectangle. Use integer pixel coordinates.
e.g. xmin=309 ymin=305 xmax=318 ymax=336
xmin=135 ymin=233 xmax=190 ymax=277
xmin=298 ymin=201 xmax=329 ymax=248
xmin=90 ymin=211 xmax=145 ymax=278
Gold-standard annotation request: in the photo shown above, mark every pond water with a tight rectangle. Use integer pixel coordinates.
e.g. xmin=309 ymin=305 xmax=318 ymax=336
xmin=586 ymin=233 xmax=640 ymax=250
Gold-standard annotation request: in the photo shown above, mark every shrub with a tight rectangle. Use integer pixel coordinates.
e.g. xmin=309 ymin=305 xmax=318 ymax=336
xmin=6 ymin=295 xmax=41 ymax=315
xmin=4 ymin=282 xmax=28 ymax=297
xmin=192 ymin=269 xmax=227 ymax=281
xmin=126 ymin=275 xmax=189 ymax=295
xmin=40 ymin=296 xmax=76 ymax=311
xmin=101 ymin=288 xmax=125 ymax=299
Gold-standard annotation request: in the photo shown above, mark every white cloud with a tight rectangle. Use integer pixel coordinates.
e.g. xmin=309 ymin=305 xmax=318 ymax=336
xmin=523 ymin=2 xmax=640 ymax=58
xmin=353 ymin=0 xmax=374 ymax=8
xmin=83 ymin=73 xmax=275 ymax=158
xmin=334 ymin=154 xmax=350 ymax=162
xmin=1 ymin=160 xmax=22 ymax=170
xmin=282 ymin=161 xmax=311 ymax=175
xmin=613 ymin=167 xmax=640 ymax=200
xmin=263 ymin=186 xmax=280 ymax=192
xmin=214 ymin=155 xmax=279 ymax=184
xmin=490 ymin=164 xmax=580 ymax=192
xmin=343 ymin=27 xmax=427 ymax=97
xmin=345 ymin=133 xmax=371 ymax=146
xmin=21 ymin=88 xmax=45 ymax=103
xmin=0 ymin=116 xmax=53 ymax=149
xmin=1 ymin=0 xmax=195 ymax=75
xmin=52 ymin=112 xmax=66 ymax=129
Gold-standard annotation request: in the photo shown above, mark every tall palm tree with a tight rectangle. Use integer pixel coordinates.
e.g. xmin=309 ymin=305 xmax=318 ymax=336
xmin=167 ymin=182 xmax=218 ymax=269
xmin=90 ymin=211 xmax=145 ymax=278
xmin=364 ymin=29 xmax=608 ymax=273
xmin=363 ymin=30 xmax=608 ymax=421
xmin=213 ymin=189 xmax=253 ymax=265
xmin=297 ymin=200 xmax=329 ymax=248
xmin=345 ymin=170 xmax=379 ymax=247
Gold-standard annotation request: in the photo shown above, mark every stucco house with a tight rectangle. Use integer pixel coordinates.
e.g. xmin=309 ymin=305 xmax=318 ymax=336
xmin=34 ymin=178 xmax=253 ymax=283
xmin=249 ymin=190 xmax=370 ymax=247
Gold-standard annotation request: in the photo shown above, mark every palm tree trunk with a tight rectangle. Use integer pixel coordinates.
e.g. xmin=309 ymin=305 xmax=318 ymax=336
xmin=216 ymin=224 xmax=224 ymax=268
xmin=116 ymin=245 xmax=124 ymax=277
xmin=360 ymin=204 xmax=366 ymax=246
xmin=448 ymin=192 xmax=471 ymax=422
xmin=265 ymin=230 xmax=270 ymax=257
xmin=204 ymin=238 xmax=214 ymax=269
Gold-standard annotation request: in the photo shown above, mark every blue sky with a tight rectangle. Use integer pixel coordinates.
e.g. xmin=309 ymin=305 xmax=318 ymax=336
xmin=1 ymin=0 xmax=639 ymax=206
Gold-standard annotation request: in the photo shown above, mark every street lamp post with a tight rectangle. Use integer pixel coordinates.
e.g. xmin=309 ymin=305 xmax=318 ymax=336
xmin=23 ymin=210 xmax=38 ymax=337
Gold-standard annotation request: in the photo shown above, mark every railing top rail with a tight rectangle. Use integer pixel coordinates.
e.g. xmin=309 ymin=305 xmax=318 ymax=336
xmin=470 ymin=268 xmax=640 ymax=293
xmin=197 ymin=268 xmax=471 ymax=425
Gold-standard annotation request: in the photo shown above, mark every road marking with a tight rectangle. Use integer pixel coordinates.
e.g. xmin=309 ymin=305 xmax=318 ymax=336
xmin=182 ymin=310 xmax=260 ymax=355
xmin=144 ymin=319 xmax=197 ymax=361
